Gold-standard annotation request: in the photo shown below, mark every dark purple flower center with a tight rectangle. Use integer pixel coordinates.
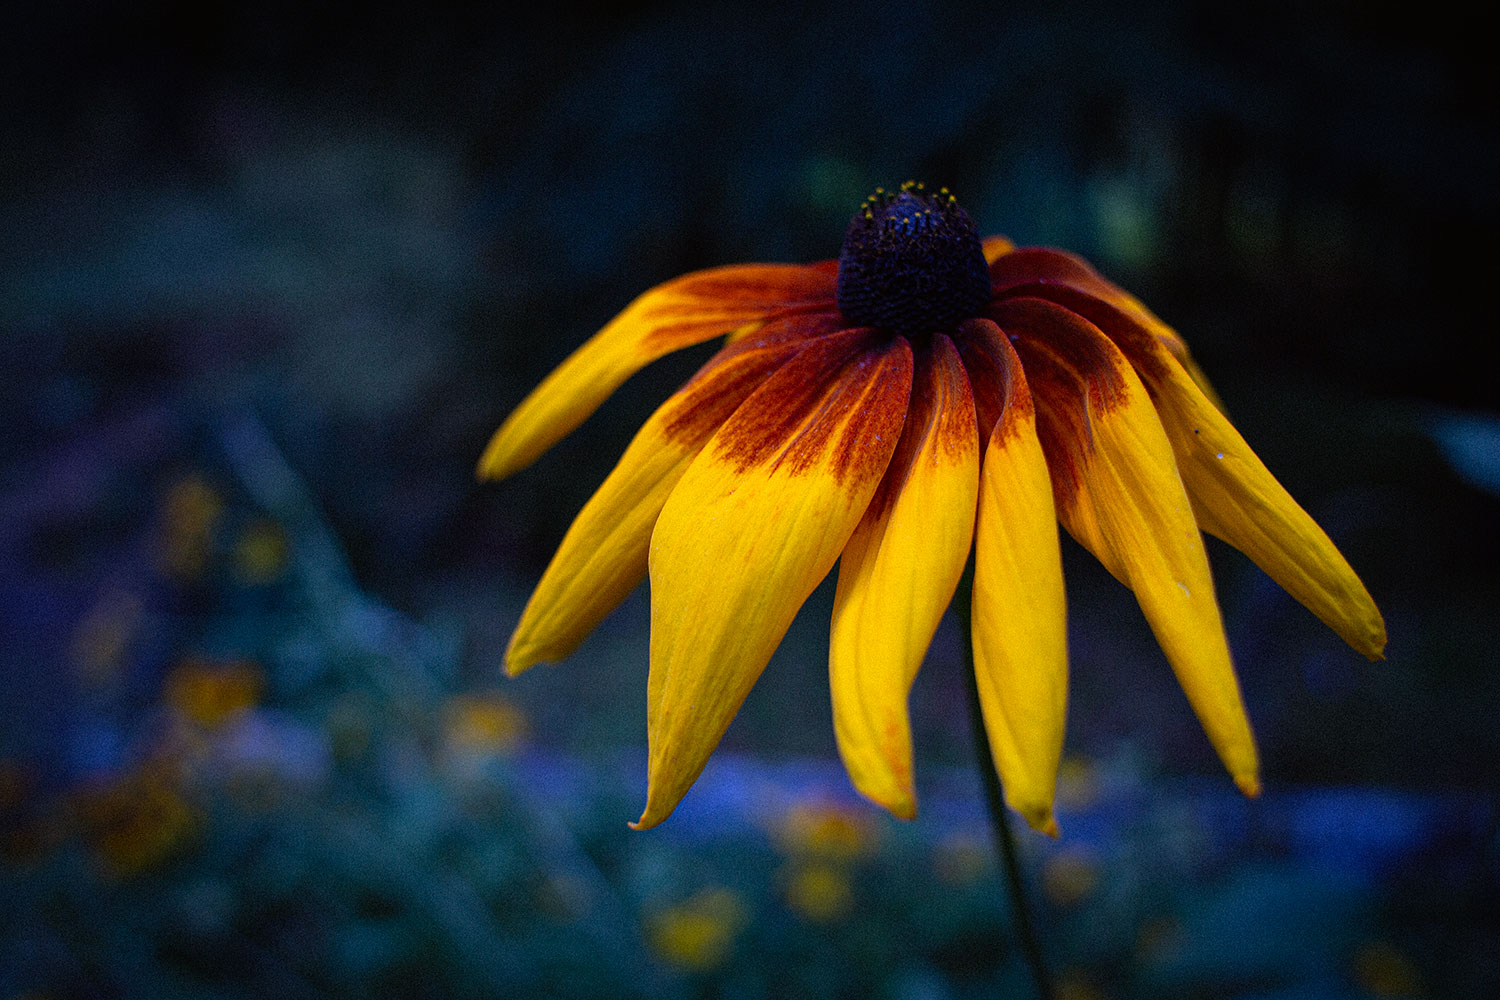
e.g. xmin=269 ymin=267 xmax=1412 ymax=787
xmin=836 ymin=182 xmax=992 ymax=337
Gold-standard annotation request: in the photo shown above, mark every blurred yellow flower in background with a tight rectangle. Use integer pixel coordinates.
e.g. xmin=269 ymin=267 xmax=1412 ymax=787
xmin=232 ymin=517 xmax=290 ymax=584
xmin=775 ymin=800 xmax=875 ymax=862
xmin=1353 ymin=941 xmax=1424 ymax=998
xmin=159 ymin=475 xmax=223 ymax=580
xmin=784 ymin=863 xmax=855 ymax=923
xmin=443 ymin=693 xmax=529 ymax=758
xmin=73 ymin=766 xmax=200 ymax=878
xmin=645 ymin=887 xmax=750 ymax=972
xmin=164 ymin=658 xmax=264 ymax=730
xmin=1042 ymin=847 xmax=1102 ymax=908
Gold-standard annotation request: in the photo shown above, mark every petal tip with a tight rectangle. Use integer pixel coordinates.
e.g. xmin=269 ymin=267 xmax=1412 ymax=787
xmin=1234 ymin=771 xmax=1262 ymax=799
xmin=882 ymin=793 xmax=918 ymax=822
xmin=850 ymin=771 xmax=918 ymax=822
xmin=1016 ymin=803 xmax=1059 ymax=837
xmin=1360 ymin=619 xmax=1388 ymax=661
xmin=1006 ymin=791 xmax=1059 ymax=837
xmin=476 ymin=431 xmax=521 ymax=482
xmin=631 ymin=784 xmax=680 ymax=831
xmin=629 ymin=803 xmax=668 ymax=831
xmin=503 ymin=635 xmax=541 ymax=677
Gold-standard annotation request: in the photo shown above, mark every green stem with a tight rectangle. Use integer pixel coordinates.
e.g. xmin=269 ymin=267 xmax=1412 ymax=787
xmin=954 ymin=570 xmax=1056 ymax=1000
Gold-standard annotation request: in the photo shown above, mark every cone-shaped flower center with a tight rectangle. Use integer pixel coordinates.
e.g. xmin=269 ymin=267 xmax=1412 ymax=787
xmin=836 ymin=183 xmax=992 ymax=337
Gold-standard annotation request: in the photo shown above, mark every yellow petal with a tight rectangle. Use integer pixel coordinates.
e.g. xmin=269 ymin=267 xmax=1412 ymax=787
xmin=636 ymin=330 xmax=914 ymax=828
xmin=1153 ymin=379 xmax=1386 ymax=658
xmin=829 ymin=334 xmax=979 ymax=820
xmin=982 ymin=235 xmax=1015 ymax=264
xmin=956 ymin=319 xmax=1068 ymax=835
xmin=506 ymin=318 xmax=841 ymax=673
xmin=988 ymin=247 xmax=1227 ymax=409
xmin=1019 ymin=285 xmax=1385 ymax=660
xmin=999 ymin=297 xmax=1260 ymax=797
xmin=478 ymin=264 xmax=837 ymax=481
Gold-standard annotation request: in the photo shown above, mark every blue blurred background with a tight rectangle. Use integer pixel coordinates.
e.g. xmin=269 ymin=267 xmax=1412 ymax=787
xmin=2 ymin=1 xmax=1497 ymax=997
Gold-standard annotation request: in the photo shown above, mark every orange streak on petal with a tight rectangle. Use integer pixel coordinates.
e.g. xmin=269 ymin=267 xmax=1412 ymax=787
xmin=660 ymin=313 xmax=850 ymax=447
xmin=478 ymin=263 xmax=836 ymax=481
xmin=958 ymin=320 xmax=1069 ymax=833
xmin=988 ymin=247 xmax=1197 ymax=377
xmin=505 ymin=327 xmax=821 ymax=674
xmin=1010 ymin=285 xmax=1385 ymax=660
xmin=637 ymin=265 xmax=840 ymax=352
xmin=990 ymin=302 xmax=1128 ymax=514
xmin=637 ymin=333 xmax=913 ymax=828
xmin=1002 ymin=297 xmax=1259 ymax=796
xmin=830 ymin=334 xmax=979 ymax=819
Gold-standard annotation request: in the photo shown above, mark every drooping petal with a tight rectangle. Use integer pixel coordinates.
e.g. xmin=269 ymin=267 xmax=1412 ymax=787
xmin=988 ymin=247 xmax=1227 ymax=407
xmin=998 ymin=296 xmax=1260 ymax=796
xmin=982 ymin=235 xmax=1015 ymax=263
xmin=1151 ymin=376 xmax=1386 ymax=659
xmin=955 ymin=319 xmax=1068 ymax=835
xmin=636 ymin=330 xmax=914 ymax=829
xmin=1007 ymin=285 xmax=1386 ymax=660
xmin=478 ymin=263 xmax=838 ymax=481
xmin=505 ymin=315 xmax=847 ymax=674
xmin=828 ymin=334 xmax=979 ymax=820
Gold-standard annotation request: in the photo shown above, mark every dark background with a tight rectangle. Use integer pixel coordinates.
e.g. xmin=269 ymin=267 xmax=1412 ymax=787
xmin=2 ymin=2 xmax=1497 ymax=998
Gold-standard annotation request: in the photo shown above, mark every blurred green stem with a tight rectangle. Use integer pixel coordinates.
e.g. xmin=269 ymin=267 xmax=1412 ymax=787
xmin=954 ymin=567 xmax=1056 ymax=1000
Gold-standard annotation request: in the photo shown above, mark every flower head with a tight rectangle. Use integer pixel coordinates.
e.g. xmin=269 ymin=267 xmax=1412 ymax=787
xmin=479 ymin=182 xmax=1384 ymax=834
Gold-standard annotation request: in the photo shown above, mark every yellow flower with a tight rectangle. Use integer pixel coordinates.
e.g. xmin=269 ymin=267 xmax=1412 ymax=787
xmin=232 ymin=517 xmax=289 ymax=584
xmin=783 ymin=862 xmax=855 ymax=923
xmin=776 ymin=800 xmax=874 ymax=862
xmin=164 ymin=658 xmax=264 ymax=729
xmin=443 ymin=692 xmax=529 ymax=756
xmin=159 ymin=474 xmax=223 ymax=579
xmin=645 ymin=888 xmax=749 ymax=972
xmin=479 ymin=182 xmax=1384 ymax=834
xmin=1042 ymin=847 xmax=1102 ymax=908
xmin=74 ymin=765 xmax=200 ymax=877
xmin=1352 ymin=941 xmax=1423 ymax=997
